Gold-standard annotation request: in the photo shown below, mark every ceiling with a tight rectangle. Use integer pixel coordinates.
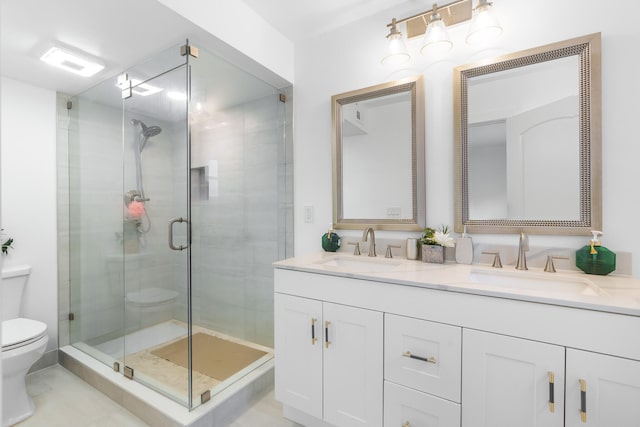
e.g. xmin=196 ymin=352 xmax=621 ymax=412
xmin=241 ymin=0 xmax=419 ymax=42
xmin=0 ymin=0 xmax=421 ymax=95
xmin=0 ymin=0 xmax=215 ymax=95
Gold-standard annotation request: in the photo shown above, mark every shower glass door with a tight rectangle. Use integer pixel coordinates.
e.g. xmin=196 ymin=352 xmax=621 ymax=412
xmin=67 ymin=39 xmax=291 ymax=412
xmin=122 ymin=62 xmax=192 ymax=406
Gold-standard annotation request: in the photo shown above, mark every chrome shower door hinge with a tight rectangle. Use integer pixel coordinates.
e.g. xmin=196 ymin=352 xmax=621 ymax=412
xmin=201 ymin=390 xmax=211 ymax=404
xmin=113 ymin=361 xmax=120 ymax=372
xmin=279 ymin=93 xmax=286 ymax=103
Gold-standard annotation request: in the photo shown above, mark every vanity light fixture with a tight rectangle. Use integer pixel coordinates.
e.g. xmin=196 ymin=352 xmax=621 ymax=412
xmin=466 ymin=0 xmax=503 ymax=45
xmin=382 ymin=0 xmax=502 ymax=63
xmin=420 ymin=4 xmax=454 ymax=56
xmin=381 ymin=18 xmax=411 ymax=66
xmin=40 ymin=46 xmax=105 ymax=77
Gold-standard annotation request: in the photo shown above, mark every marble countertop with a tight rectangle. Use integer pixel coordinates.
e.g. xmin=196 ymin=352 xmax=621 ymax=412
xmin=274 ymin=252 xmax=640 ymax=316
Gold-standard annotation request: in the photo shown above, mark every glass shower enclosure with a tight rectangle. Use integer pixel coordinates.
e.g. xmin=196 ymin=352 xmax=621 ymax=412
xmin=67 ymin=41 xmax=292 ymax=408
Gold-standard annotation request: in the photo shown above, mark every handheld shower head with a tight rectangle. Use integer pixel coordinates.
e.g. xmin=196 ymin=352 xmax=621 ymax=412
xmin=131 ymin=119 xmax=162 ymax=150
xmin=143 ymin=125 xmax=162 ymax=138
xmin=130 ymin=119 xmax=146 ymax=130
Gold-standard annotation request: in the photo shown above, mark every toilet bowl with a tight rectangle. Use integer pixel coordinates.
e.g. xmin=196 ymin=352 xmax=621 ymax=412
xmin=2 ymin=318 xmax=48 ymax=427
xmin=2 ymin=265 xmax=49 ymax=427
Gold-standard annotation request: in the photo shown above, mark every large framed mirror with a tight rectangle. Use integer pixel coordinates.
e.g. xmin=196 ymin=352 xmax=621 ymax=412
xmin=454 ymin=33 xmax=601 ymax=235
xmin=332 ymin=76 xmax=425 ymax=231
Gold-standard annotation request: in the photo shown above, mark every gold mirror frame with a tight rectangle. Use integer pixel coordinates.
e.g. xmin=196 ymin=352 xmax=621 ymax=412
xmin=454 ymin=33 xmax=601 ymax=235
xmin=332 ymin=76 xmax=425 ymax=231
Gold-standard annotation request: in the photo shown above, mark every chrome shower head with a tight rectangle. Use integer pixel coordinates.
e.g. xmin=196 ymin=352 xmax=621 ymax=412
xmin=143 ymin=125 xmax=162 ymax=138
xmin=131 ymin=119 xmax=162 ymax=151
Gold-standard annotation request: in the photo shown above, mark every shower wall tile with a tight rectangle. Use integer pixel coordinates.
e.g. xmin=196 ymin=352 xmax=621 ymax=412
xmin=187 ymin=93 xmax=291 ymax=347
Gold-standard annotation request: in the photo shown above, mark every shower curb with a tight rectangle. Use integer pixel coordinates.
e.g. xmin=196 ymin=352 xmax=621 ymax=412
xmin=59 ymin=345 xmax=274 ymax=426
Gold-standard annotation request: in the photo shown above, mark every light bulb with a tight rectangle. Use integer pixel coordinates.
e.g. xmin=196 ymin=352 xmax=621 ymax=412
xmin=466 ymin=0 xmax=503 ymax=46
xmin=382 ymin=19 xmax=411 ymax=66
xmin=420 ymin=16 xmax=453 ymax=57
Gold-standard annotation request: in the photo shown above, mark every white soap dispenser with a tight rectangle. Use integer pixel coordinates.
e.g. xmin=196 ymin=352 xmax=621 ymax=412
xmin=455 ymin=225 xmax=473 ymax=264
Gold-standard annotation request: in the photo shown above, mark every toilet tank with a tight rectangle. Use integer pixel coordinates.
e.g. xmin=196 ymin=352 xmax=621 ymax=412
xmin=2 ymin=264 xmax=32 ymax=321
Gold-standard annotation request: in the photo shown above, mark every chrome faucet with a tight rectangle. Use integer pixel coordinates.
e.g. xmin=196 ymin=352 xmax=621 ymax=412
xmin=362 ymin=227 xmax=377 ymax=257
xmin=515 ymin=232 xmax=528 ymax=270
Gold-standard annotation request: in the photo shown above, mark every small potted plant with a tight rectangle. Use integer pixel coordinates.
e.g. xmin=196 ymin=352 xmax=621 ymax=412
xmin=419 ymin=225 xmax=454 ymax=263
xmin=2 ymin=229 xmax=14 ymax=255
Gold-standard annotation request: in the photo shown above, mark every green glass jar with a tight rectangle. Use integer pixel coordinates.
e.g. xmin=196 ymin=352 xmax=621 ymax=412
xmin=322 ymin=226 xmax=341 ymax=252
xmin=575 ymin=231 xmax=616 ymax=275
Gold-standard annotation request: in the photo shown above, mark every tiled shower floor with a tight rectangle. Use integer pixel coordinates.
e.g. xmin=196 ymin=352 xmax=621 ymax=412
xmin=90 ymin=320 xmax=273 ymax=404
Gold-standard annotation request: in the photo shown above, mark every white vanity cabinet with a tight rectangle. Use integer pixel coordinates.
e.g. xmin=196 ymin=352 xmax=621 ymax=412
xmin=384 ymin=314 xmax=462 ymax=426
xmin=274 ymin=265 xmax=640 ymax=427
xmin=274 ymin=292 xmax=384 ymax=427
xmin=565 ymin=349 xmax=640 ymax=426
xmin=462 ymin=329 xmax=565 ymax=427
xmin=462 ymin=329 xmax=640 ymax=427
xmin=384 ymin=381 xmax=461 ymax=427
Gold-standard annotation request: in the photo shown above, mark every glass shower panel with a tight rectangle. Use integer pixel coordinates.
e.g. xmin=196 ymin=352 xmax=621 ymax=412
xmin=68 ymin=75 xmax=128 ymax=369
xmin=188 ymin=46 xmax=286 ymax=405
xmin=122 ymin=64 xmax=191 ymax=405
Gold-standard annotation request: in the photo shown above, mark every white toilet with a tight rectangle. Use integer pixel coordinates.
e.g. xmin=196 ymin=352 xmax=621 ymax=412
xmin=2 ymin=265 xmax=48 ymax=427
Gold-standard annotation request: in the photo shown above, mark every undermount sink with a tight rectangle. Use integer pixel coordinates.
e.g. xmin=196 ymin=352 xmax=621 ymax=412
xmin=468 ymin=268 xmax=604 ymax=296
xmin=312 ymin=255 xmax=405 ymax=273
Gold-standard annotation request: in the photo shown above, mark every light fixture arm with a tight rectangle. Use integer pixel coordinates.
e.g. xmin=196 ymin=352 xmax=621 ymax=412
xmin=475 ymin=0 xmax=493 ymax=10
xmin=385 ymin=0 xmax=468 ymax=29
xmin=386 ymin=18 xmax=401 ymax=38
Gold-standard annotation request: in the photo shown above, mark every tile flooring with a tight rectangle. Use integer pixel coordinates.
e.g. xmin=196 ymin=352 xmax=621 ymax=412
xmin=16 ymin=365 xmax=299 ymax=427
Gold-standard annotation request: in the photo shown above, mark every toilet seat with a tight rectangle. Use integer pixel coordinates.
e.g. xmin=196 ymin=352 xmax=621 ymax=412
xmin=2 ymin=318 xmax=47 ymax=352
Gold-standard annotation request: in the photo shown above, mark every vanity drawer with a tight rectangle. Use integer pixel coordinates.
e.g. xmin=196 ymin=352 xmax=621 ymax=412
xmin=384 ymin=313 xmax=462 ymax=402
xmin=384 ymin=381 xmax=460 ymax=427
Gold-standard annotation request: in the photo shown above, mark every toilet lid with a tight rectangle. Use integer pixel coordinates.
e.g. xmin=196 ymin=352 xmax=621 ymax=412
xmin=126 ymin=288 xmax=179 ymax=306
xmin=2 ymin=318 xmax=47 ymax=350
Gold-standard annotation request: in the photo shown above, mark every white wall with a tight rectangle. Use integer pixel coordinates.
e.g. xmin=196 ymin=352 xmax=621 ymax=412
xmin=1 ymin=77 xmax=58 ymax=354
xmin=293 ymin=0 xmax=640 ymax=276
xmin=157 ymin=0 xmax=294 ymax=85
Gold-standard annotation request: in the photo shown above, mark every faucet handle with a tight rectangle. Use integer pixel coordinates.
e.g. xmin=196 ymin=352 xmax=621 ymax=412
xmin=544 ymin=255 xmax=569 ymax=273
xmin=482 ymin=251 xmax=503 ymax=268
xmin=348 ymin=241 xmax=361 ymax=256
xmin=385 ymin=244 xmax=401 ymax=258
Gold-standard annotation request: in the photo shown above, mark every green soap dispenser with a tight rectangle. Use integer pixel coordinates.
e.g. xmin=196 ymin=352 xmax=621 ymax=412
xmin=576 ymin=230 xmax=616 ymax=275
xmin=321 ymin=224 xmax=341 ymax=252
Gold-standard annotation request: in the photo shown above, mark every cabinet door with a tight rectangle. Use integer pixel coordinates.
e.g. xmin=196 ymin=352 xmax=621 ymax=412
xmin=323 ymin=302 xmax=384 ymax=427
xmin=274 ymin=293 xmax=323 ymax=419
xmin=462 ymin=329 xmax=565 ymax=427
xmin=566 ymin=349 xmax=640 ymax=426
xmin=384 ymin=381 xmax=461 ymax=427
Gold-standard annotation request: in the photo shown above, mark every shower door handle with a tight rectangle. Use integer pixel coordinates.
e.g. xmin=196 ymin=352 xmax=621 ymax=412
xmin=168 ymin=217 xmax=189 ymax=251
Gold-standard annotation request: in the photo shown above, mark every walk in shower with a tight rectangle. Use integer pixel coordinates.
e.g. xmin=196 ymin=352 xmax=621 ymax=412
xmin=64 ymin=41 xmax=292 ymax=410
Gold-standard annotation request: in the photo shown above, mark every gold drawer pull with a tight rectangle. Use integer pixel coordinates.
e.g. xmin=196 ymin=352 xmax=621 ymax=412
xmin=548 ymin=371 xmax=555 ymax=413
xmin=311 ymin=318 xmax=317 ymax=345
xmin=580 ymin=379 xmax=587 ymax=422
xmin=402 ymin=422 xmax=411 ymax=427
xmin=325 ymin=321 xmax=331 ymax=348
xmin=403 ymin=351 xmax=436 ymax=364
